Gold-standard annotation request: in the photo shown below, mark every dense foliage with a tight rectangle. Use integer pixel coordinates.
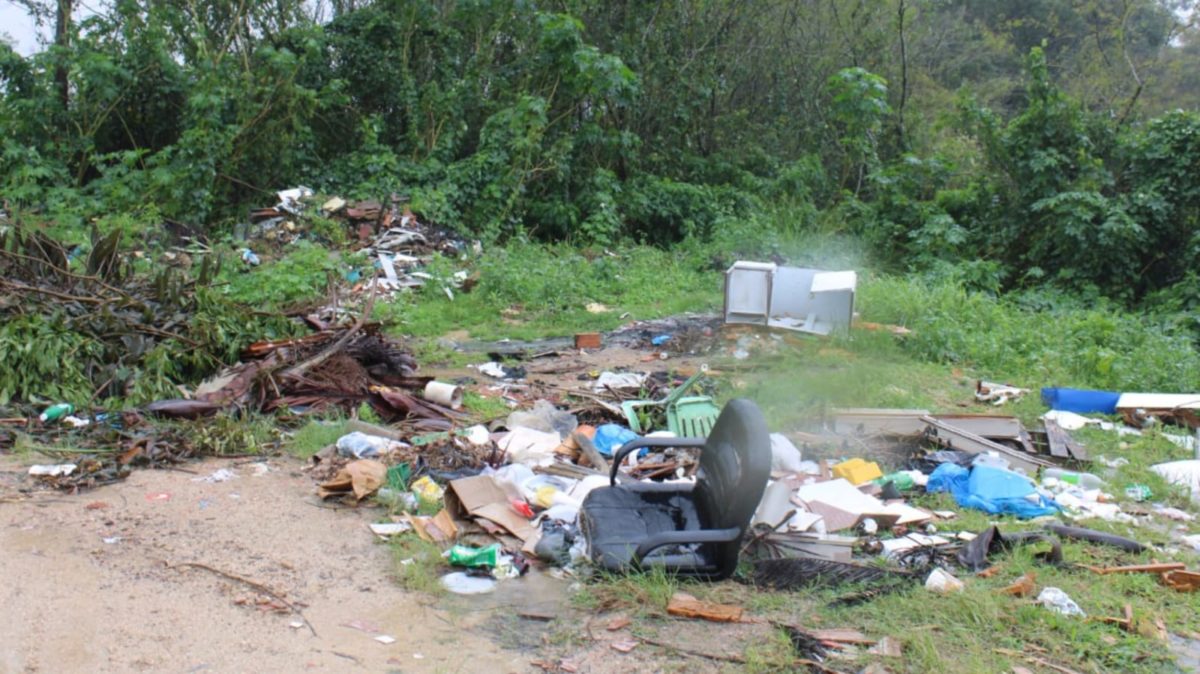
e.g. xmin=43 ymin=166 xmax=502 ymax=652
xmin=3 ymin=0 xmax=1200 ymax=302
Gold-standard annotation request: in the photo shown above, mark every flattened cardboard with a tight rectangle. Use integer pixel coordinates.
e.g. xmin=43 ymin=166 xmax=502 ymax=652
xmin=446 ymin=475 xmax=537 ymax=542
xmin=318 ymin=459 xmax=387 ymax=500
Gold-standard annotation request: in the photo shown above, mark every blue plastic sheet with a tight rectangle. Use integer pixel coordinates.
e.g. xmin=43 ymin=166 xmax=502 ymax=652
xmin=927 ymin=464 xmax=1058 ymax=518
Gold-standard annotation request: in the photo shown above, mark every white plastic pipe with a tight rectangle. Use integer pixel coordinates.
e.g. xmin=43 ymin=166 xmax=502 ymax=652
xmin=424 ymin=381 xmax=463 ymax=409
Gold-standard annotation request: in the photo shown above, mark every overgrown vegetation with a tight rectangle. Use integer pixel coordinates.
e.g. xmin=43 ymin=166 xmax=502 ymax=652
xmin=5 ymin=1 xmax=1200 ymax=306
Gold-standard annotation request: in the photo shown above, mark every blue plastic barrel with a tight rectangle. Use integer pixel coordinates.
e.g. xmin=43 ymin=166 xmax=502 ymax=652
xmin=1040 ymin=387 xmax=1121 ymax=414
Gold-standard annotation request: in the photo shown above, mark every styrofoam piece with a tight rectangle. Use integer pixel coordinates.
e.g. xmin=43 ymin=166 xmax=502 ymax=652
xmin=1116 ymin=393 xmax=1200 ymax=410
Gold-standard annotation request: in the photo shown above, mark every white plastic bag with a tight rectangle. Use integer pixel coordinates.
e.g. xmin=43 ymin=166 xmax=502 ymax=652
xmin=1037 ymin=587 xmax=1085 ymax=617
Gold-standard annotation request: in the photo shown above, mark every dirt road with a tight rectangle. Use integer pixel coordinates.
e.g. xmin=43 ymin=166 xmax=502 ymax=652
xmin=0 ymin=457 xmax=533 ymax=673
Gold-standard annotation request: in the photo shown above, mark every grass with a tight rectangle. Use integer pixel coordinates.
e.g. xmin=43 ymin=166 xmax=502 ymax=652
xmin=805 ymin=538 xmax=1197 ymax=673
xmin=389 ymin=535 xmax=449 ymax=597
xmin=461 ymin=391 xmax=513 ymax=423
xmin=731 ymin=330 xmax=974 ymax=430
xmin=375 ymin=241 xmax=721 ymax=341
xmin=859 ymin=274 xmax=1200 ymax=393
xmin=285 ymin=417 xmax=349 ymax=458
xmin=572 ymin=567 xmax=681 ymax=617
xmin=215 ymin=241 xmax=352 ymax=309
xmin=183 ymin=414 xmax=281 ymax=455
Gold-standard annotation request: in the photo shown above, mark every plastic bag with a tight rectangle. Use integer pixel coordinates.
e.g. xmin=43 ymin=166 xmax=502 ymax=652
xmin=1037 ymin=587 xmax=1085 ymax=617
xmin=1151 ymin=460 xmax=1200 ymax=502
xmin=770 ymin=433 xmax=805 ymax=473
xmin=441 ymin=572 xmax=496 ymax=594
xmin=336 ymin=432 xmax=403 ymax=459
xmin=924 ymin=568 xmax=964 ymax=594
xmin=445 ymin=543 xmax=501 ymax=568
xmin=593 ymin=424 xmax=639 ymax=457
xmin=410 ymin=476 xmax=444 ymax=502
xmin=506 ymin=400 xmax=578 ymax=438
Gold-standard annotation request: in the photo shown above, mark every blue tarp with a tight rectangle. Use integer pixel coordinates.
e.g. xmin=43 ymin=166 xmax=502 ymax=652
xmin=927 ymin=464 xmax=1059 ymax=518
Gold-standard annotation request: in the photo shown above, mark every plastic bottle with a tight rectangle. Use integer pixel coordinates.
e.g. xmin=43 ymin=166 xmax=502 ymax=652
xmin=39 ymin=403 xmax=75 ymax=423
xmin=445 ymin=543 xmax=501 ymax=568
xmin=1044 ymin=468 xmax=1104 ymax=489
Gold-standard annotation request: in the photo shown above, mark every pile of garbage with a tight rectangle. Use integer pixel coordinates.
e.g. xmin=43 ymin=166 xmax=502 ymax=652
xmin=242 ymin=187 xmax=479 ymax=298
xmin=286 ymin=362 xmax=1200 ymax=607
xmin=160 ymin=318 xmax=453 ymax=424
xmin=10 ymin=244 xmax=1200 ymax=636
xmin=305 ymin=366 xmax=722 ymax=593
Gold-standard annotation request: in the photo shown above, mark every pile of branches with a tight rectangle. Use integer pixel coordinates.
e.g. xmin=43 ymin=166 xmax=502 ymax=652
xmin=0 ymin=224 xmax=276 ymax=404
xmin=149 ymin=300 xmax=460 ymax=429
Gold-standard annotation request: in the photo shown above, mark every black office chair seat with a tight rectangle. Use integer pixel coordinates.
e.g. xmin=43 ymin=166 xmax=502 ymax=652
xmin=579 ymin=398 xmax=770 ymax=580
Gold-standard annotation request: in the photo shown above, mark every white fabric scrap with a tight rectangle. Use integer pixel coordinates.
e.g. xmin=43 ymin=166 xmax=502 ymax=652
xmin=592 ymin=371 xmax=647 ymax=392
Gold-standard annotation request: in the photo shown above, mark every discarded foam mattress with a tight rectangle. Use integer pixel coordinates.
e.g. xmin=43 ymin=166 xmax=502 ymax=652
xmin=723 ymin=261 xmax=856 ymax=335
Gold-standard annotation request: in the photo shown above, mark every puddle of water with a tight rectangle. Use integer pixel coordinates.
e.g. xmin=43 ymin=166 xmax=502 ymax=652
xmin=1169 ymin=633 xmax=1200 ymax=673
xmin=450 ymin=567 xmax=571 ymax=616
xmin=442 ymin=568 xmax=576 ymax=653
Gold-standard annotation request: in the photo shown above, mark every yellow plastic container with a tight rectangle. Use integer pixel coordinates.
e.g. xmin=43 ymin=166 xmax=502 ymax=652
xmin=832 ymin=458 xmax=883 ymax=485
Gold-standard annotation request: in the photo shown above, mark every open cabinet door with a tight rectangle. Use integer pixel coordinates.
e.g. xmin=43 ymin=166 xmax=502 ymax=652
xmin=724 ymin=262 xmax=774 ymax=326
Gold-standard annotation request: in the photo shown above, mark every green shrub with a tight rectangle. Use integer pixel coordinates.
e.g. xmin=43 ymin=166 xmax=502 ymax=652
xmin=860 ymin=274 xmax=1200 ymax=391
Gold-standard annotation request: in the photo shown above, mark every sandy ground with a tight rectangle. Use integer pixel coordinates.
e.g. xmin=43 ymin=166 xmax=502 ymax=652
xmin=0 ymin=454 xmax=772 ymax=674
xmin=0 ymin=457 xmax=539 ymax=674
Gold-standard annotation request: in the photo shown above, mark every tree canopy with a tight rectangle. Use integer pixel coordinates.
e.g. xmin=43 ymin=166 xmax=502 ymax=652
xmin=3 ymin=0 xmax=1200 ymax=301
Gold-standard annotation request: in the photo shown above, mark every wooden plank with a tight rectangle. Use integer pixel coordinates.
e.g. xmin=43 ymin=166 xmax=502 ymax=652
xmin=1161 ymin=570 xmax=1200 ymax=591
xmin=1043 ymin=419 xmax=1089 ymax=460
xmin=666 ymin=594 xmax=744 ymax=623
xmin=1017 ymin=427 xmax=1038 ymax=455
xmin=811 ymin=628 xmax=875 ymax=645
xmin=931 ymin=414 xmax=1024 ymax=439
xmin=574 ymin=432 xmax=610 ymax=475
xmin=1043 ymin=418 xmax=1072 ymax=458
xmin=833 ymin=408 xmax=930 ymax=436
xmin=920 ymin=416 xmax=1052 ymax=474
xmin=1088 ymin=563 xmax=1186 ymax=575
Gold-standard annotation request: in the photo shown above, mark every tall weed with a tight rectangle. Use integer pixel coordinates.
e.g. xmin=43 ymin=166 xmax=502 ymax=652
xmin=860 ymin=275 xmax=1200 ymax=391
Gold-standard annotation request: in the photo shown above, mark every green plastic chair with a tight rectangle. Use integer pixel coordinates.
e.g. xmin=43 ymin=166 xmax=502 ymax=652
xmin=621 ymin=369 xmax=720 ymax=436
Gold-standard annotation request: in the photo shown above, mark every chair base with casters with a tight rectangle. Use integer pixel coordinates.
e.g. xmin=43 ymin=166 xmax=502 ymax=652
xmin=579 ymin=399 xmax=771 ymax=581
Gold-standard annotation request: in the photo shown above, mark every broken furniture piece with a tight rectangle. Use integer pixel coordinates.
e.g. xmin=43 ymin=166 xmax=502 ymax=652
xmin=621 ymin=370 xmax=720 ymax=436
xmin=723 ymin=261 xmax=856 ymax=335
xmin=579 ymin=399 xmax=770 ymax=580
